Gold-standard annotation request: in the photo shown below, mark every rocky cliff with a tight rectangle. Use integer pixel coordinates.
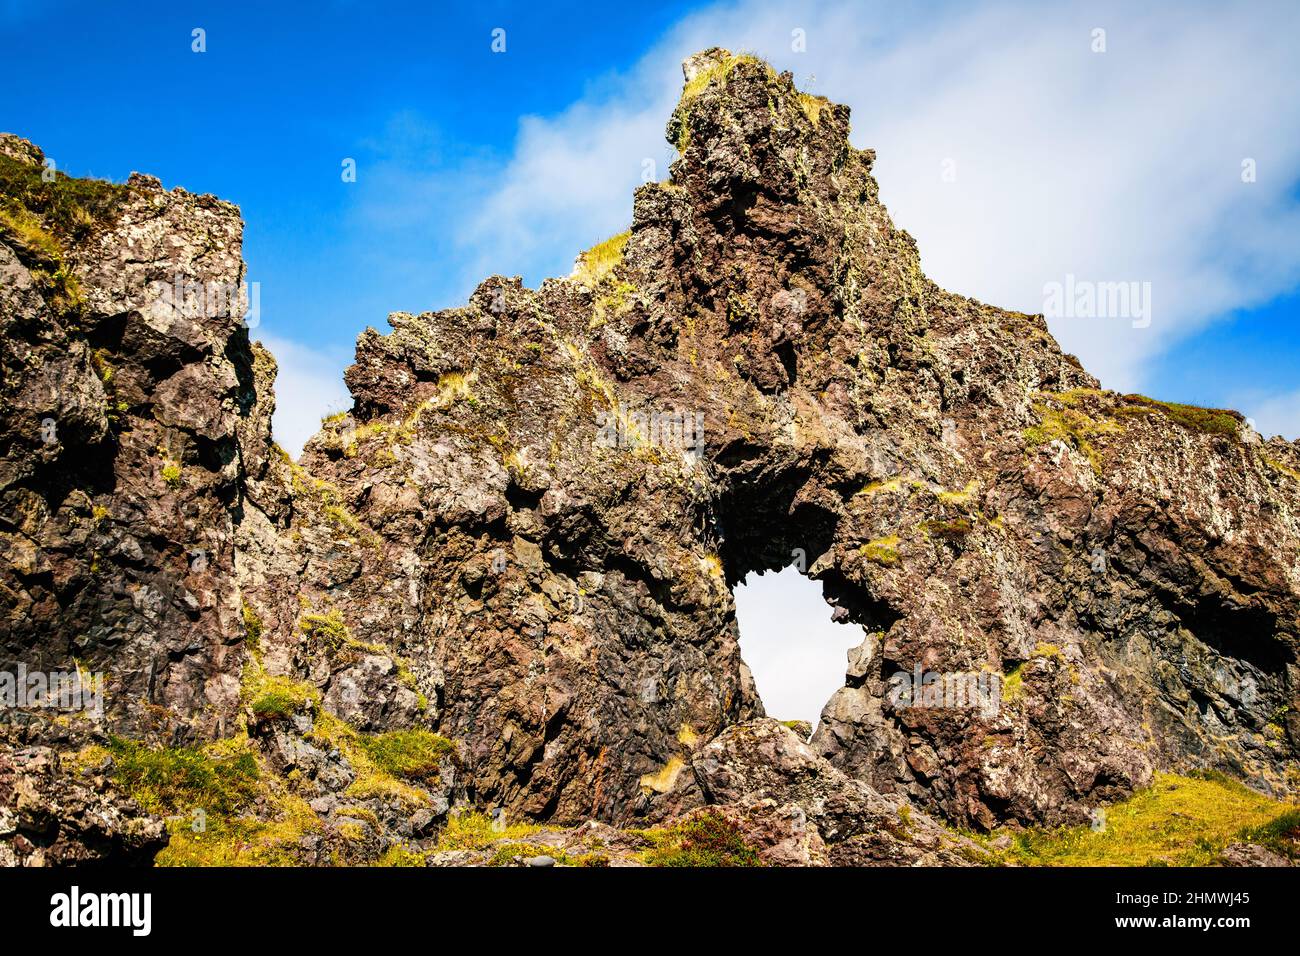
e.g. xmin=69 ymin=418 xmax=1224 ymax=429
xmin=2 ymin=48 xmax=1298 ymax=866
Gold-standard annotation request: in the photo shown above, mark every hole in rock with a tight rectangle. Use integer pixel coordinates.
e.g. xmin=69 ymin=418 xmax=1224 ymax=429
xmin=734 ymin=565 xmax=864 ymax=731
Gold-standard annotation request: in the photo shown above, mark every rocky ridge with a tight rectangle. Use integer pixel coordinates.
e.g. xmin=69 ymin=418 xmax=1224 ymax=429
xmin=1 ymin=48 xmax=1298 ymax=865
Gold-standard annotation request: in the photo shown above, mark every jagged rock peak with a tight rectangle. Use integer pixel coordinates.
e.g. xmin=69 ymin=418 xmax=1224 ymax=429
xmin=2 ymin=50 xmax=1298 ymax=867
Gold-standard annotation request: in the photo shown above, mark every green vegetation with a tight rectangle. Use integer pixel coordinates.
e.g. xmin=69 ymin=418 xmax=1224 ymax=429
xmin=0 ymin=151 xmax=131 ymax=243
xmin=860 ymin=535 xmax=901 ymax=566
xmin=376 ymin=844 xmax=428 ymax=867
xmin=856 ymin=477 xmax=905 ymax=497
xmin=680 ymin=52 xmax=764 ymax=102
xmin=299 ymin=609 xmax=352 ymax=646
xmin=1236 ymin=808 xmax=1300 ymax=861
xmin=307 ymin=711 xmax=437 ymax=808
xmin=1023 ymin=394 xmax=1124 ymax=475
xmin=1262 ymin=455 xmax=1300 ymax=481
xmin=106 ymin=737 xmax=259 ymax=817
xmin=798 ymin=92 xmax=828 ymax=125
xmin=357 ymin=729 xmax=455 ymax=782
xmin=1000 ymin=772 xmax=1299 ymax=866
xmin=640 ymin=811 xmax=764 ymax=867
xmin=434 ymin=810 xmax=541 ymax=851
xmin=1121 ymin=395 xmax=1241 ymax=437
xmin=1001 ymin=663 xmax=1026 ymax=702
xmin=240 ymin=601 xmax=264 ymax=646
xmin=323 ymin=503 xmax=361 ymax=535
xmin=572 ymin=230 xmax=629 ymax=288
xmin=0 ymin=151 xmax=131 ymax=317
xmin=920 ymin=518 xmax=973 ymax=538
xmin=672 ymin=53 xmax=771 ymax=152
xmin=935 ymin=480 xmax=979 ymax=506
xmin=250 ymin=674 xmax=321 ymax=721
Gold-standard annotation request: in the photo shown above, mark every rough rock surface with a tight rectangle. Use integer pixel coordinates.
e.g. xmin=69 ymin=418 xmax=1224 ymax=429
xmin=2 ymin=48 xmax=1299 ymax=864
xmin=0 ymin=734 xmax=166 ymax=865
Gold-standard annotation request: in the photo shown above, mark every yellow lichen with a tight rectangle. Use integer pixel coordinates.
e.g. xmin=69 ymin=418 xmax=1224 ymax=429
xmin=640 ymin=756 xmax=687 ymax=795
xmin=860 ymin=535 xmax=901 ymax=566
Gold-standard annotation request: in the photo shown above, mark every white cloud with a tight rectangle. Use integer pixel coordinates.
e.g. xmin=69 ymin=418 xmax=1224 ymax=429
xmin=1240 ymin=389 xmax=1300 ymax=441
xmin=257 ymin=334 xmax=351 ymax=459
xmin=463 ymin=0 xmax=1300 ymax=390
xmin=734 ymin=566 xmax=864 ymax=727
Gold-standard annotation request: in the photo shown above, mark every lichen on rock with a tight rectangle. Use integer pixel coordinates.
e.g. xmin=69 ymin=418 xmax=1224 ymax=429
xmin=2 ymin=47 xmax=1299 ymax=866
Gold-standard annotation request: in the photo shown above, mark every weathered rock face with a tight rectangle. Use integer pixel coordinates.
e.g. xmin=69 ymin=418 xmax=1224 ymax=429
xmin=1 ymin=133 xmax=260 ymax=742
xmin=2 ymin=47 xmax=1299 ymax=864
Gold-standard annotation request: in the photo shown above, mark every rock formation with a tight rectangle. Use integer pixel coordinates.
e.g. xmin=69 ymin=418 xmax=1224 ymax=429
xmin=2 ymin=48 xmax=1298 ymax=865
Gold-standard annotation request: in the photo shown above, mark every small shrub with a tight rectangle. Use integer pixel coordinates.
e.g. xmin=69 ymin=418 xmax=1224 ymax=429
xmin=641 ymin=810 xmax=764 ymax=867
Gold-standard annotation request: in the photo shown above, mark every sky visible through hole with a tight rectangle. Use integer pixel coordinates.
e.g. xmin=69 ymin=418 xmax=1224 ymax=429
xmin=733 ymin=565 xmax=865 ymax=728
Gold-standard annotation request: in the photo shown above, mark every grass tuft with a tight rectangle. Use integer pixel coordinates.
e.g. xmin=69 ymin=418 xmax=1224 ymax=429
xmin=1002 ymin=772 xmax=1299 ymax=866
xmin=1121 ymin=395 xmax=1241 ymax=437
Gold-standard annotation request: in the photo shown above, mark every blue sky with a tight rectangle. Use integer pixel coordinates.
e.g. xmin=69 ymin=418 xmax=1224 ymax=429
xmin=4 ymin=0 xmax=1297 ymax=453
xmin=5 ymin=0 xmax=1299 ymax=721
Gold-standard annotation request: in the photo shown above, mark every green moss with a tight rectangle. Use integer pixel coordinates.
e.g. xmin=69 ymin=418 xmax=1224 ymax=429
xmin=593 ymin=277 xmax=636 ymax=324
xmin=306 ymin=711 xmax=436 ymax=809
xmin=107 ymin=737 xmax=259 ymax=817
xmin=240 ymin=601 xmax=264 ymax=647
xmin=299 ymin=609 xmax=351 ymax=646
xmin=89 ymin=348 xmax=114 ymax=385
xmin=999 ymin=772 xmax=1299 ymax=866
xmin=1121 ymin=395 xmax=1241 ymax=437
xmin=338 ymin=821 xmax=366 ymax=842
xmin=250 ymin=674 xmax=320 ymax=721
xmin=860 ymin=535 xmax=901 ymax=566
xmin=1261 ymin=455 xmax=1300 ymax=482
xmin=156 ymin=787 xmax=323 ymax=867
xmin=856 ymin=477 xmax=905 ymax=497
xmin=640 ymin=810 xmax=764 ymax=867
xmin=935 ymin=480 xmax=979 ymax=506
xmin=323 ymin=504 xmax=361 ymax=535
xmin=357 ymin=729 xmax=455 ymax=782
xmin=1001 ymin=663 xmax=1026 ymax=702
xmin=435 ymin=810 xmax=540 ymax=851
xmin=376 ymin=844 xmax=428 ymax=867
xmin=1023 ymin=396 xmax=1124 ymax=475
xmin=920 ymin=518 xmax=973 ymax=538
